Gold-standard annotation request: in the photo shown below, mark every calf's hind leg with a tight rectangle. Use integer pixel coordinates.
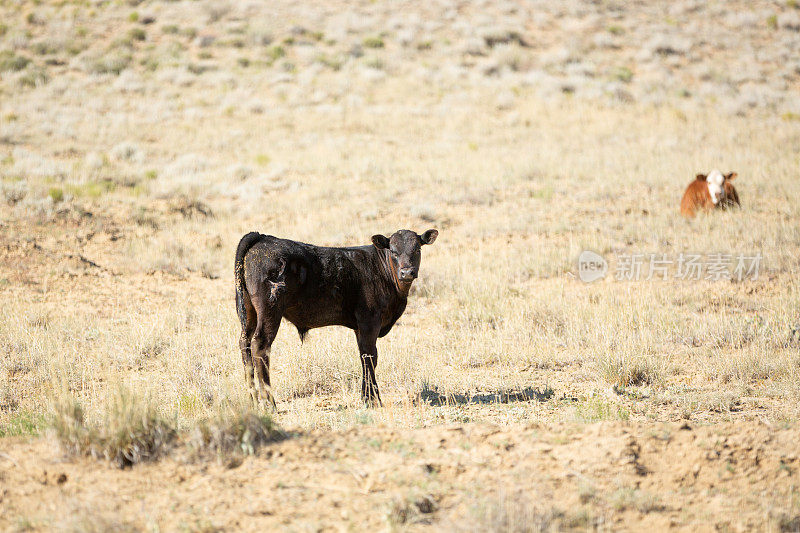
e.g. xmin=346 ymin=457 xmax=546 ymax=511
xmin=239 ymin=296 xmax=258 ymax=406
xmin=251 ymin=297 xmax=281 ymax=411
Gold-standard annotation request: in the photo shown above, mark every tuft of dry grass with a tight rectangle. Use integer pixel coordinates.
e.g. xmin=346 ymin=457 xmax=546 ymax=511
xmin=598 ymin=351 xmax=667 ymax=388
xmin=456 ymin=490 xmax=572 ymax=533
xmin=50 ymin=381 xmax=282 ymax=467
xmin=51 ymin=387 xmax=176 ymax=468
xmin=188 ymin=406 xmax=282 ymax=460
xmin=609 ymin=486 xmax=665 ymax=513
xmin=386 ymin=492 xmax=438 ymax=527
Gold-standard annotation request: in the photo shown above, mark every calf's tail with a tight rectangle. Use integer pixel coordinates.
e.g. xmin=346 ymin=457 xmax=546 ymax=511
xmin=234 ymin=232 xmax=263 ymax=329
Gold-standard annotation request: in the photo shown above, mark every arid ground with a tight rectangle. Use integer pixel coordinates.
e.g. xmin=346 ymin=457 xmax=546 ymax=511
xmin=1 ymin=0 xmax=800 ymax=531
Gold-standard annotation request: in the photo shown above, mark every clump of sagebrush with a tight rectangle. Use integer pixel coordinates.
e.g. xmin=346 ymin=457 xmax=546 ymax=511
xmin=51 ymin=387 xmax=176 ymax=468
xmin=189 ymin=407 xmax=282 ymax=460
xmin=598 ymin=351 xmax=665 ymax=388
xmin=458 ymin=490 xmax=563 ymax=533
xmin=0 ymin=50 xmax=31 ymax=71
xmin=386 ymin=492 xmax=438 ymax=526
xmin=87 ymin=48 xmax=131 ymax=75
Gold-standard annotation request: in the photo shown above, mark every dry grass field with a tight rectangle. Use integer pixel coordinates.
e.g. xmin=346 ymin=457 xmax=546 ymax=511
xmin=1 ymin=0 xmax=800 ymax=530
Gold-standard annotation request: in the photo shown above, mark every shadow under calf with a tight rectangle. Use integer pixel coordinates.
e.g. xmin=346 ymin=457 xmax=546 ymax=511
xmin=417 ymin=384 xmax=555 ymax=407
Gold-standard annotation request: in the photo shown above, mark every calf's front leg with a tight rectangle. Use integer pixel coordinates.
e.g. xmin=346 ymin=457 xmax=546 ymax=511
xmin=355 ymin=326 xmax=382 ymax=407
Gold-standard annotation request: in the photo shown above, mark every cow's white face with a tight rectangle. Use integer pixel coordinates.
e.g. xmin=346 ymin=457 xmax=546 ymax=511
xmin=706 ymin=169 xmax=725 ymax=205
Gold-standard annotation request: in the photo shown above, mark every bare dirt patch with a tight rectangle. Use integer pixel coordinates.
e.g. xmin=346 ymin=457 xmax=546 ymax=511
xmin=2 ymin=421 xmax=799 ymax=531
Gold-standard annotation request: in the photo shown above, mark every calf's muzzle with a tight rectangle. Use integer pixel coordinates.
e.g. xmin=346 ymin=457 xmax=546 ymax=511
xmin=399 ymin=267 xmax=418 ymax=281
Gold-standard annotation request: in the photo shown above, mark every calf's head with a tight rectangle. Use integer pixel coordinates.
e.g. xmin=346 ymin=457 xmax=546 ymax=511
xmin=372 ymin=229 xmax=438 ymax=289
xmin=697 ymin=169 xmax=737 ymax=205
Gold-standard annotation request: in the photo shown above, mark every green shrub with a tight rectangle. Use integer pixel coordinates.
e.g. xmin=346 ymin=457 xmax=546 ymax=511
xmin=613 ymin=66 xmax=633 ymax=83
xmin=89 ymin=51 xmax=132 ymax=74
xmin=31 ymin=41 xmax=58 ymax=55
xmin=767 ymin=14 xmax=778 ymax=29
xmin=0 ymin=410 xmax=45 ymax=437
xmin=65 ymin=179 xmax=116 ymax=199
xmin=316 ymin=53 xmax=343 ymax=70
xmin=364 ymin=56 xmax=384 ymax=70
xmin=48 ymin=187 xmax=64 ymax=202
xmin=128 ymin=28 xmax=146 ymax=41
xmin=18 ymin=66 xmax=49 ymax=88
xmin=267 ymin=45 xmax=285 ymax=61
xmin=0 ymin=51 xmax=31 ymax=72
xmin=141 ymin=55 xmax=159 ymax=71
xmin=363 ymin=36 xmax=384 ymax=48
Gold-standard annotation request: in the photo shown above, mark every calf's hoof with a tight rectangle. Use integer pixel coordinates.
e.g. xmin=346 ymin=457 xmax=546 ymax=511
xmin=362 ymin=395 xmax=383 ymax=408
xmin=258 ymin=390 xmax=277 ymax=413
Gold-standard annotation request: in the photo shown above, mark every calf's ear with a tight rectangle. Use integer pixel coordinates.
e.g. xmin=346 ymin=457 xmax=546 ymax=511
xmin=725 ymin=172 xmax=737 ymax=180
xmin=696 ymin=174 xmax=707 ymax=181
xmin=372 ymin=234 xmax=390 ymax=249
xmin=420 ymin=229 xmax=438 ymax=245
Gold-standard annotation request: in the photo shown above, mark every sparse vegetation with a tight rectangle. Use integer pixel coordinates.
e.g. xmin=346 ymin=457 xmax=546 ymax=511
xmin=47 ymin=187 xmax=63 ymax=202
xmin=17 ymin=66 xmax=49 ymax=88
xmin=364 ymin=56 xmax=384 ymax=70
xmin=189 ymin=408 xmax=282 ymax=459
xmin=465 ymin=491 xmax=564 ymax=532
xmin=599 ymin=352 xmax=664 ymax=388
xmin=88 ymin=49 xmax=131 ymax=74
xmin=51 ymin=388 xmax=177 ymax=468
xmin=0 ymin=0 xmax=799 ymax=529
xmin=387 ymin=492 xmax=438 ymax=526
xmin=767 ymin=14 xmax=779 ymax=29
xmin=573 ymin=397 xmax=631 ymax=422
xmin=266 ymin=45 xmax=285 ymax=61
xmin=613 ymin=65 xmax=633 ymax=83
xmin=30 ymin=40 xmax=59 ymax=56
xmin=0 ymin=51 xmax=31 ymax=72
xmin=0 ymin=410 xmax=44 ymax=437
xmin=315 ymin=53 xmax=343 ymax=71
xmin=65 ymin=180 xmax=115 ymax=199
xmin=610 ymin=486 xmax=664 ymax=513
xmin=127 ymin=27 xmax=146 ymax=42
xmin=363 ymin=36 xmax=384 ymax=49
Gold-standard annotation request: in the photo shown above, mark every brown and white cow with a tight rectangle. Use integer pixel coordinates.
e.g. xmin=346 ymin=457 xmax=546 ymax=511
xmin=680 ymin=170 xmax=740 ymax=218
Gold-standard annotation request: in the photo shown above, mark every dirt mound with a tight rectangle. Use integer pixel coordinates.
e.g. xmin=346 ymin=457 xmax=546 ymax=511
xmin=1 ymin=420 xmax=798 ymax=531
